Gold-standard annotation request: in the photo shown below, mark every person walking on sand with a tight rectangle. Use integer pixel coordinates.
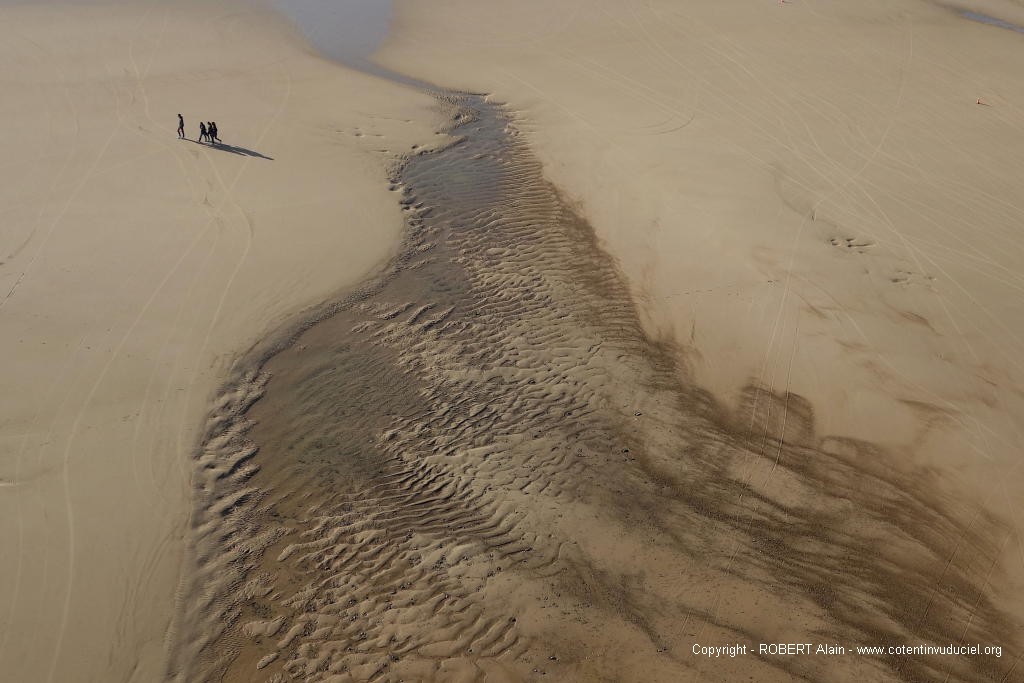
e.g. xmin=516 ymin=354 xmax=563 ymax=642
xmin=198 ymin=121 xmax=208 ymax=143
xmin=209 ymin=121 xmax=221 ymax=144
xmin=177 ymin=113 xmax=185 ymax=139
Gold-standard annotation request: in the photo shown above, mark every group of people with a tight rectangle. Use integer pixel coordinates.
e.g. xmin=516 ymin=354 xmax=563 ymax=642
xmin=177 ymin=114 xmax=221 ymax=144
xmin=198 ymin=120 xmax=221 ymax=144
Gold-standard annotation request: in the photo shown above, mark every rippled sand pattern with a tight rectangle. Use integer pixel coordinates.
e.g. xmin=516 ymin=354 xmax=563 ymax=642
xmin=169 ymin=95 xmax=1021 ymax=683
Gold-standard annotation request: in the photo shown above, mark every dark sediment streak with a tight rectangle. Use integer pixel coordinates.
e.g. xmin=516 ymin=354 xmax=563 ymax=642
xmin=932 ymin=2 xmax=1024 ymax=35
xmin=961 ymin=10 xmax=1024 ymax=32
xmin=168 ymin=93 xmax=1021 ymax=682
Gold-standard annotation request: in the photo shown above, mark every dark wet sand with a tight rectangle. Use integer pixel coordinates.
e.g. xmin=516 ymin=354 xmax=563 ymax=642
xmin=168 ymin=93 xmax=1021 ymax=682
xmin=271 ymin=0 xmax=429 ymax=89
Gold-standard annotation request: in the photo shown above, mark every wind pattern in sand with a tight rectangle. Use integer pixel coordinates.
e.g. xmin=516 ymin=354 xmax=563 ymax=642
xmin=168 ymin=94 xmax=1021 ymax=683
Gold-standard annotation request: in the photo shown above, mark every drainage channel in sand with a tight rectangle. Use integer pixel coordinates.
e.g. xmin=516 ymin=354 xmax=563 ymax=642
xmin=168 ymin=93 xmax=1021 ymax=683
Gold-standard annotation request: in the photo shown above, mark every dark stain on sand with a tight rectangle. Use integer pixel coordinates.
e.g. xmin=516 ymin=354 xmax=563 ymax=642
xmin=168 ymin=94 xmax=1021 ymax=683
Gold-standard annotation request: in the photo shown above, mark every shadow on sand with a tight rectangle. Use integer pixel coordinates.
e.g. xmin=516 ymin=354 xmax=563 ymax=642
xmin=170 ymin=94 xmax=1023 ymax=683
xmin=188 ymin=139 xmax=274 ymax=160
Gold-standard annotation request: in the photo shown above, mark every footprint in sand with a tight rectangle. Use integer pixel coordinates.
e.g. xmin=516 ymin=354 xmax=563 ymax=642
xmin=829 ymin=236 xmax=876 ymax=253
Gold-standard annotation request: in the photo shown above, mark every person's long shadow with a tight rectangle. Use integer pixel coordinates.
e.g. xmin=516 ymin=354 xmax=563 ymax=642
xmin=188 ymin=139 xmax=274 ymax=160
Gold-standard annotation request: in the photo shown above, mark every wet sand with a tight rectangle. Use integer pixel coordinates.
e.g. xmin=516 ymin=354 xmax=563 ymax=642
xmin=164 ymin=0 xmax=1024 ymax=681
xmin=374 ymin=0 xmax=1024 ymax=657
xmin=0 ymin=2 xmax=437 ymax=681
xmin=170 ymin=93 xmax=1021 ymax=681
xmin=375 ymin=0 xmax=1024 ymax=528
xmin=4 ymin=0 xmax=1022 ymax=680
xmin=270 ymin=0 xmax=392 ymax=70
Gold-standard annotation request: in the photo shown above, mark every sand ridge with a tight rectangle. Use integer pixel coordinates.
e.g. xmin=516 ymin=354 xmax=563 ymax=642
xmin=171 ymin=93 xmax=1021 ymax=682
xmin=377 ymin=0 xmax=1024 ymax=620
xmin=4 ymin=0 xmax=1023 ymax=680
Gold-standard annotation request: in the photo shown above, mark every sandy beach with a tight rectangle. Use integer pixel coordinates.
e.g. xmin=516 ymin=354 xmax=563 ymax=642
xmin=378 ymin=0 xmax=1024 ymax=520
xmin=3 ymin=0 xmax=1024 ymax=681
xmin=0 ymin=2 xmax=436 ymax=681
xmin=377 ymin=0 xmax=1024 ymax=676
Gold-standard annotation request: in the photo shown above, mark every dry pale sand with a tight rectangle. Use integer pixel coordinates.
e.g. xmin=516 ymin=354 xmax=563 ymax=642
xmin=376 ymin=0 xmax=1024 ymax=611
xmin=380 ymin=0 xmax=1024 ymax=514
xmin=165 ymin=0 xmax=1024 ymax=679
xmin=0 ymin=2 xmax=438 ymax=681
xmin=6 ymin=0 xmax=1024 ymax=681
xmin=172 ymin=91 xmax=1022 ymax=682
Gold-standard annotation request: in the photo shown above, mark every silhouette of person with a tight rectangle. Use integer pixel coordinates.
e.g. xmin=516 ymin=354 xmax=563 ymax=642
xmin=199 ymin=121 xmax=208 ymax=143
xmin=177 ymin=114 xmax=185 ymax=139
xmin=209 ymin=122 xmax=220 ymax=144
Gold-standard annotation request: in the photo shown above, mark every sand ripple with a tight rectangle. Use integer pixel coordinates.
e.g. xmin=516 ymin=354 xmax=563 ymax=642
xmin=168 ymin=95 xmax=1020 ymax=683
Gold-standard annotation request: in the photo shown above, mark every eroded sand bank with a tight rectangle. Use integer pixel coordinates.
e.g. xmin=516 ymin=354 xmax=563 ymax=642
xmin=0 ymin=2 xmax=437 ymax=681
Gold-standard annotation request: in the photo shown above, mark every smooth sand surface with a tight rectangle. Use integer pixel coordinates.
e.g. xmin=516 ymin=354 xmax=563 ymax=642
xmin=6 ymin=0 xmax=1024 ymax=680
xmin=0 ymin=2 xmax=436 ymax=681
xmin=270 ymin=0 xmax=392 ymax=67
xmin=170 ymin=92 xmax=1021 ymax=682
xmin=378 ymin=0 xmax=1024 ymax=590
